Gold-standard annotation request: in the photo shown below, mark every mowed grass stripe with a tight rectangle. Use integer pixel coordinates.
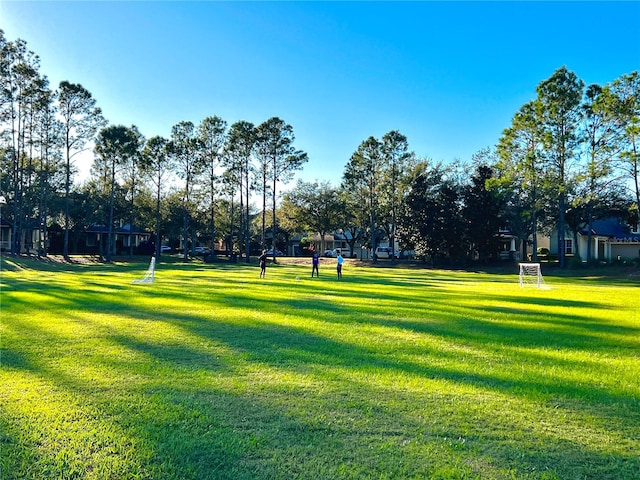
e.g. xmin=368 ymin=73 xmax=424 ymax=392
xmin=1 ymin=257 xmax=639 ymax=479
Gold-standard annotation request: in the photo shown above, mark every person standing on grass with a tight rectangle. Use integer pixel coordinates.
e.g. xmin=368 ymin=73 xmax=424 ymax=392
xmin=259 ymin=249 xmax=267 ymax=278
xmin=311 ymin=251 xmax=320 ymax=277
xmin=336 ymin=249 xmax=344 ymax=280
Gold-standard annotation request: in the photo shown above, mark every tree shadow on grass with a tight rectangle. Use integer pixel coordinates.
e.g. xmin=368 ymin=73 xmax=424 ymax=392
xmin=140 ymin=306 xmax=640 ymax=478
xmin=3 ymin=262 xmax=639 ymax=479
xmin=5 ymin=306 xmax=639 ymax=479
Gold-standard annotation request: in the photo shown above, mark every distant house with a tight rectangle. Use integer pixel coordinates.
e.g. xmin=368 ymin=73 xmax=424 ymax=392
xmin=577 ymin=218 xmax=640 ymax=262
xmin=309 ymin=230 xmax=415 ymax=260
xmin=310 ymin=230 xmax=368 ymax=258
xmin=85 ymin=223 xmax=152 ymax=255
xmin=310 ymin=232 xmax=350 ymax=256
xmin=548 ymin=218 xmax=640 ymax=262
xmin=0 ymin=219 xmax=11 ymax=252
xmin=497 ymin=227 xmax=522 ymax=261
xmin=0 ymin=219 xmax=46 ymax=255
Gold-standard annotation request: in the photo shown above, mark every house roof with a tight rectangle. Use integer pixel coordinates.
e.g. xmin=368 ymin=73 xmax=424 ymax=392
xmin=310 ymin=231 xmax=353 ymax=242
xmin=580 ymin=218 xmax=640 ymax=241
xmin=86 ymin=224 xmax=150 ymax=236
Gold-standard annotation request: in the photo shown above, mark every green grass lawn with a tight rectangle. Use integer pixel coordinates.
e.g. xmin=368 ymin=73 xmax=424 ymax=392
xmin=1 ymin=256 xmax=639 ymax=479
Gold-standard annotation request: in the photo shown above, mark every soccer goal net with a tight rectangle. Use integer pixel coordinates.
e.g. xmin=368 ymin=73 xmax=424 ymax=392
xmin=518 ymin=263 xmax=549 ymax=289
xmin=132 ymin=257 xmax=155 ymax=284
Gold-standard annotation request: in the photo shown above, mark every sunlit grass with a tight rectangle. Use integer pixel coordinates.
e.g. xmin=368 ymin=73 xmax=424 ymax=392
xmin=1 ymin=256 xmax=639 ymax=479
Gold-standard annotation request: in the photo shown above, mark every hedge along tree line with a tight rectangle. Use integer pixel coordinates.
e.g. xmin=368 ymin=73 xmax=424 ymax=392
xmin=1 ymin=30 xmax=638 ymax=266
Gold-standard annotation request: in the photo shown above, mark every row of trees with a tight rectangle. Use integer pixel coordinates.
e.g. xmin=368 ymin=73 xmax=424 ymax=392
xmin=284 ymin=67 xmax=639 ymax=266
xmin=2 ymin=29 xmax=638 ymax=266
xmin=98 ymin=117 xmax=306 ymax=263
xmin=282 ymin=156 xmax=505 ymax=266
xmin=495 ymin=67 xmax=639 ymax=267
xmin=1 ymin=31 xmax=307 ymax=262
xmin=281 ymin=130 xmax=414 ymax=263
xmin=1 ymin=31 xmax=106 ymax=259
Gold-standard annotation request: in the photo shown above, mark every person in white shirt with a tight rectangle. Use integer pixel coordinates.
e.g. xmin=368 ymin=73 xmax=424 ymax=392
xmin=336 ymin=250 xmax=344 ymax=280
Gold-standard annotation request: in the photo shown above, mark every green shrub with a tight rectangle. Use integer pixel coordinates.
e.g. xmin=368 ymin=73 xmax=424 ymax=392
xmin=566 ymin=255 xmax=584 ymax=268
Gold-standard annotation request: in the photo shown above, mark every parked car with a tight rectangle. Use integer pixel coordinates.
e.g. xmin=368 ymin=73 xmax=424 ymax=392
xmin=194 ymin=246 xmax=211 ymax=255
xmin=325 ymin=249 xmax=350 ymax=258
xmin=266 ymin=249 xmax=284 ymax=256
xmin=375 ymin=246 xmax=400 ymax=259
xmin=160 ymin=245 xmax=172 ymax=253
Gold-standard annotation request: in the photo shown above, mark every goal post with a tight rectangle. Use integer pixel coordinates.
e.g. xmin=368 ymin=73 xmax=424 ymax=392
xmin=132 ymin=257 xmax=156 ymax=284
xmin=519 ymin=262 xmax=546 ymax=288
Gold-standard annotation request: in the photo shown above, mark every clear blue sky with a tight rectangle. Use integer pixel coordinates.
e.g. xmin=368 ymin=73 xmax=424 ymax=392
xmin=2 ymin=1 xmax=639 ymax=185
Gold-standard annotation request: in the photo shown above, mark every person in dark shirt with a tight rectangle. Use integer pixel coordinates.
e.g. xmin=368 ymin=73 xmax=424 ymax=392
xmin=259 ymin=250 xmax=267 ymax=278
xmin=311 ymin=251 xmax=320 ymax=277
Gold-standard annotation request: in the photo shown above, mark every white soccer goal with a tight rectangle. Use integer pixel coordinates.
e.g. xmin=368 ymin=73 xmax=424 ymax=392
xmin=132 ymin=257 xmax=156 ymax=284
xmin=518 ymin=262 xmax=550 ymax=289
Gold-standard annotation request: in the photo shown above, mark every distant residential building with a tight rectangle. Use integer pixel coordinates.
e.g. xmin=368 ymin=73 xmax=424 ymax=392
xmin=547 ymin=218 xmax=640 ymax=262
xmin=0 ymin=219 xmax=11 ymax=252
xmin=85 ymin=223 xmax=151 ymax=255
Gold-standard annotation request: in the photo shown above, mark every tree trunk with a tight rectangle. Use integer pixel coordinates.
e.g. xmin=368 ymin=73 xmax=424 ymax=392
xmin=156 ymin=173 xmax=162 ymax=259
xmin=531 ymin=208 xmax=538 ymax=262
xmin=262 ymin=171 xmax=267 ymax=250
xmin=63 ymin=144 xmax=71 ymax=260
xmin=557 ymin=193 xmax=566 ymax=268
xmin=245 ymin=168 xmax=250 ymax=262
xmin=370 ymin=185 xmax=377 ymax=264
xmin=586 ymin=202 xmax=594 ymax=263
xmin=272 ymin=167 xmax=277 ymax=263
